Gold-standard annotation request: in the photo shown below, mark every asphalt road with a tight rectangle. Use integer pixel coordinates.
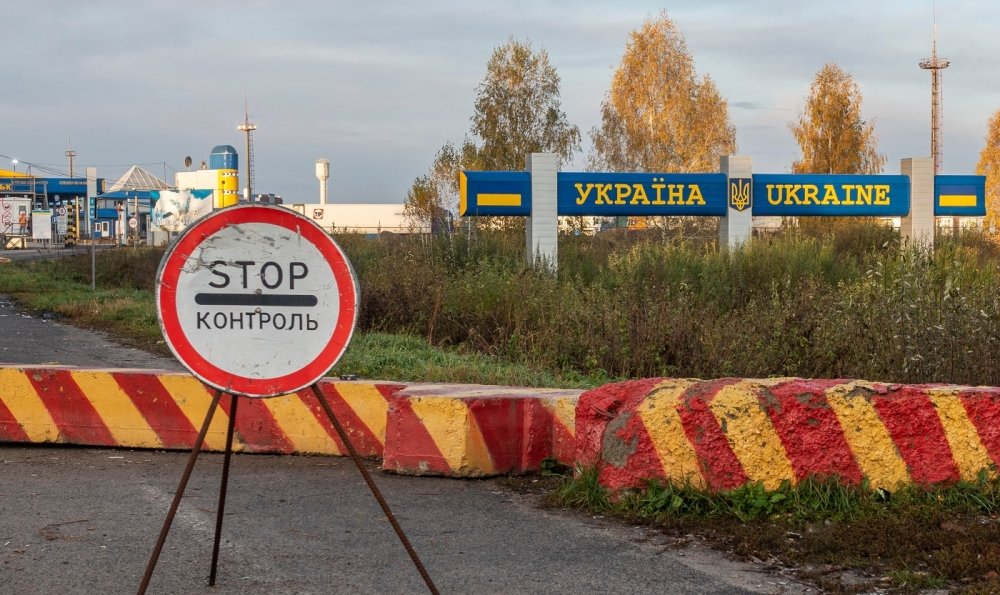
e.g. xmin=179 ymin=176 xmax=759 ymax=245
xmin=0 ymin=242 xmax=117 ymax=264
xmin=0 ymin=297 xmax=812 ymax=594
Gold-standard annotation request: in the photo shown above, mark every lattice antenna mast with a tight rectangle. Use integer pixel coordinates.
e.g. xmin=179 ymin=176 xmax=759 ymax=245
xmin=237 ymin=102 xmax=257 ymax=201
xmin=919 ymin=14 xmax=950 ymax=174
xmin=65 ymin=139 xmax=77 ymax=178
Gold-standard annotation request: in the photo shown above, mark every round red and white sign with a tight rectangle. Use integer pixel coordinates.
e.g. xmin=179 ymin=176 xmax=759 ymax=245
xmin=155 ymin=204 xmax=359 ymax=397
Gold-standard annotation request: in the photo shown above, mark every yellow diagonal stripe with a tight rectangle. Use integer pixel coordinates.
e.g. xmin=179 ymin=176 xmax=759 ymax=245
xmin=464 ymin=412 xmax=498 ymax=475
xmin=157 ymin=375 xmax=236 ymax=452
xmin=0 ymin=368 xmax=58 ymax=442
xmin=939 ymin=194 xmax=978 ymax=207
xmin=477 ymin=193 xmax=522 ymax=207
xmin=825 ymin=382 xmax=909 ymax=489
xmin=264 ymin=394 xmax=340 ymax=455
xmin=408 ymin=397 xmax=495 ymax=475
xmin=639 ymin=379 xmax=703 ymax=488
xmin=70 ymin=371 xmax=161 ymax=448
xmin=928 ymin=388 xmax=993 ymax=481
xmin=330 ymin=383 xmax=389 ymax=443
xmin=546 ymin=396 xmax=577 ymax=435
xmin=710 ymin=380 xmax=795 ymax=490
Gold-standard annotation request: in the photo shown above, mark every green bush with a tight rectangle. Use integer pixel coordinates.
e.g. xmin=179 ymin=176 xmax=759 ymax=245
xmin=336 ymin=222 xmax=1000 ymax=385
xmin=13 ymin=220 xmax=1000 ymax=386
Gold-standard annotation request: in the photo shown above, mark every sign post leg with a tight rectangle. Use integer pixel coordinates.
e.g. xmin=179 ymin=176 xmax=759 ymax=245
xmin=209 ymin=392 xmax=240 ymax=586
xmin=138 ymin=388 xmax=223 ymax=595
xmin=310 ymin=384 xmax=439 ymax=594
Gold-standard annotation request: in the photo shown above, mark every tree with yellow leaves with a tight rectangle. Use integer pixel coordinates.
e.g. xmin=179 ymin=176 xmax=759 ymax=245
xmin=976 ymin=109 xmax=1000 ymax=236
xmin=590 ymin=11 xmax=736 ymax=174
xmin=790 ymin=63 xmax=885 ymax=175
xmin=405 ymin=39 xmax=580 ymax=229
xmin=589 ymin=11 xmax=735 ymax=235
xmin=790 ymin=63 xmax=886 ymax=237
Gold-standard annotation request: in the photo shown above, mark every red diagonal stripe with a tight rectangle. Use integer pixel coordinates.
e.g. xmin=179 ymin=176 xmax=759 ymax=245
xmin=112 ymin=372 xmax=196 ymax=448
xmin=521 ymin=399 xmax=555 ymax=471
xmin=220 ymin=394 xmax=295 ymax=454
xmin=382 ymin=395 xmax=450 ymax=474
xmin=299 ymin=384 xmax=384 ymax=456
xmin=676 ymin=378 xmax=747 ymax=491
xmin=872 ymin=386 xmax=960 ymax=484
xmin=600 ymin=406 xmax=667 ymax=489
xmin=957 ymin=387 xmax=1000 ymax=467
xmin=27 ymin=369 xmax=114 ymax=445
xmin=0 ymin=396 xmax=30 ymax=442
xmin=467 ymin=398 xmax=525 ymax=473
xmin=763 ymin=379 xmax=864 ymax=484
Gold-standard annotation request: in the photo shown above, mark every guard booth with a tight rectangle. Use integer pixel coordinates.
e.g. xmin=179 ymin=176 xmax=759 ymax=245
xmin=0 ymin=197 xmax=32 ymax=249
xmin=0 ymin=173 xmax=106 ymax=248
xmin=94 ymin=191 xmax=155 ymax=245
xmin=92 ymin=208 xmax=120 ymax=243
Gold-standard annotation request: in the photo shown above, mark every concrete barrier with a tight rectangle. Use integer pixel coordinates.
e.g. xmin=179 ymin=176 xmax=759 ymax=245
xmin=0 ymin=366 xmax=398 ymax=457
xmin=0 ymin=366 xmax=580 ymax=478
xmin=383 ymin=383 xmax=579 ymax=477
xmin=577 ymin=377 xmax=1000 ymax=492
xmin=24 ymin=364 xmax=993 ymax=490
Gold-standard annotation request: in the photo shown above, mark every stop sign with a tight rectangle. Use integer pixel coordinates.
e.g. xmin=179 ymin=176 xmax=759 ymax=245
xmin=155 ymin=205 xmax=359 ymax=397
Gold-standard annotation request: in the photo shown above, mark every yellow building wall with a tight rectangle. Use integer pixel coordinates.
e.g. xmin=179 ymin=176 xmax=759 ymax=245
xmin=217 ymin=169 xmax=239 ymax=208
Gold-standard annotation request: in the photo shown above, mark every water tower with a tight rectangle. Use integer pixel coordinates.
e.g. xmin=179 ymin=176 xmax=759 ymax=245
xmin=315 ymin=158 xmax=330 ymax=205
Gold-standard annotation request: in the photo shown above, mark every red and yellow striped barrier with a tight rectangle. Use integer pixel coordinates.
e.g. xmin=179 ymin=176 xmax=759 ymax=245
xmin=0 ymin=366 xmax=399 ymax=457
xmin=0 ymin=366 xmax=581 ymax=478
xmin=383 ymin=384 xmax=579 ymax=477
xmin=577 ymin=378 xmax=1000 ymax=492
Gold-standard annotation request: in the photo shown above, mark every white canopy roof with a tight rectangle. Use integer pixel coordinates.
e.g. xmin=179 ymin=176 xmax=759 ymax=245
xmin=106 ymin=165 xmax=171 ymax=192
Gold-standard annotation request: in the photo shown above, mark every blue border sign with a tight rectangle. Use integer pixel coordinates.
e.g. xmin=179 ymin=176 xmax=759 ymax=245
xmin=459 ymin=171 xmax=531 ymax=217
xmin=934 ymin=175 xmax=986 ymax=217
xmin=557 ymin=172 xmax=727 ymax=216
xmin=752 ymin=174 xmax=910 ymax=217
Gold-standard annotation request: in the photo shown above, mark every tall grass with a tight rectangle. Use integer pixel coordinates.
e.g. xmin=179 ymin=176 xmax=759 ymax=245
xmin=341 ymin=224 xmax=1000 ymax=385
xmin=7 ymin=223 xmax=1000 ymax=386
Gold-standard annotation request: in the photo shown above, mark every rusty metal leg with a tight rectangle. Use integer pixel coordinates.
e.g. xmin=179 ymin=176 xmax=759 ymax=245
xmin=209 ymin=393 xmax=240 ymax=586
xmin=310 ymin=384 xmax=439 ymax=595
xmin=138 ymin=388 xmax=223 ymax=595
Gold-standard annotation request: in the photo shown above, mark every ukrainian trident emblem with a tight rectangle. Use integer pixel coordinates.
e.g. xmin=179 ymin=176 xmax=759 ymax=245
xmin=729 ymin=178 xmax=751 ymax=212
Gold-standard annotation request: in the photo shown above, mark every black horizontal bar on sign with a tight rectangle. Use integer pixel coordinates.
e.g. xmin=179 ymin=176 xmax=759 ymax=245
xmin=194 ymin=293 xmax=318 ymax=307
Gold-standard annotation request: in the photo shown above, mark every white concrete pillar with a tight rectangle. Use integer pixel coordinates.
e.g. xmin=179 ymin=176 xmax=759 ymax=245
xmin=525 ymin=153 xmax=558 ymax=269
xmin=900 ymin=157 xmax=934 ymax=248
xmin=719 ymin=155 xmax=753 ymax=248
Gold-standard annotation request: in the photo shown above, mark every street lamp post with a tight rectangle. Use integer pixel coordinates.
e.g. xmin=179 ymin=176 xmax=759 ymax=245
xmin=11 ymin=159 xmax=17 ymax=173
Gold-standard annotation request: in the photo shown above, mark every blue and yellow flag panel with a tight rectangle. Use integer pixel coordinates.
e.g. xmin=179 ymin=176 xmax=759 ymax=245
xmin=934 ymin=175 xmax=986 ymax=217
xmin=459 ymin=170 xmax=989 ymax=219
xmin=459 ymin=171 xmax=531 ymax=217
xmin=556 ymin=172 xmax=727 ymax=217
xmin=752 ymin=174 xmax=910 ymax=217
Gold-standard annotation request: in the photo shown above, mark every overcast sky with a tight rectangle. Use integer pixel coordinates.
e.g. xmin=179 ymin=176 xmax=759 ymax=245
xmin=2 ymin=1 xmax=997 ymax=204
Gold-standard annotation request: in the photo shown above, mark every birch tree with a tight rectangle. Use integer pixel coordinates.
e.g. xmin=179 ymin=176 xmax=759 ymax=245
xmin=590 ymin=11 xmax=736 ymax=174
xmin=405 ymin=39 xmax=580 ymax=228
xmin=976 ymin=108 xmax=1000 ymax=237
xmin=790 ymin=63 xmax=885 ymax=175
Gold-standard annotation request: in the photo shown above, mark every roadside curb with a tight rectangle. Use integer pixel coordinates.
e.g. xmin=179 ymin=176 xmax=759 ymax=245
xmin=577 ymin=377 xmax=1000 ymax=491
